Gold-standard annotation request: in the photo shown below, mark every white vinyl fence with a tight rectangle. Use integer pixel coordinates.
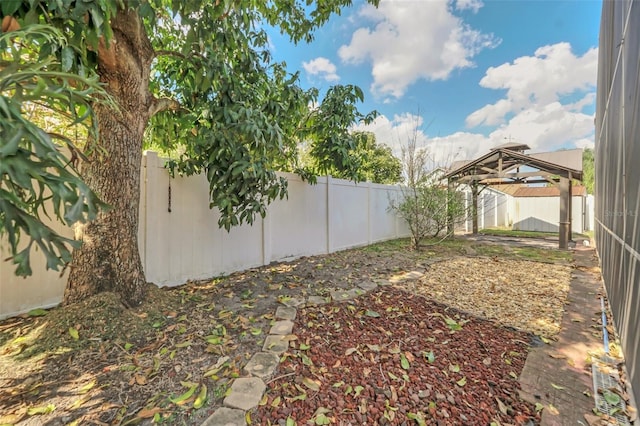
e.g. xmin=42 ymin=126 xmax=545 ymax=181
xmin=459 ymin=187 xmax=510 ymax=232
xmin=512 ymin=195 xmax=586 ymax=234
xmin=0 ymin=151 xmax=410 ymax=319
xmin=457 ymin=187 xmax=590 ymax=234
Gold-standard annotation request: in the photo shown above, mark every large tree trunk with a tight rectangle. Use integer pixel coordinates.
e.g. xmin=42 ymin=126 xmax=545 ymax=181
xmin=64 ymin=9 xmax=155 ymax=306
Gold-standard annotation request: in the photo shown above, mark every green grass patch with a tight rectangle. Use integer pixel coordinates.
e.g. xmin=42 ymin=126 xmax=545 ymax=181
xmin=474 ymin=244 xmax=571 ymax=263
xmin=479 ymin=227 xmax=590 ymax=241
xmin=357 ymin=234 xmax=571 ymax=264
xmin=510 ymin=246 xmax=572 ymax=262
xmin=360 ymin=238 xmax=411 ymax=253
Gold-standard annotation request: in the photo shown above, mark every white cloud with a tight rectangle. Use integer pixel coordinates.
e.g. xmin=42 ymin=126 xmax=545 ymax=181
xmin=486 ymin=102 xmax=595 ymax=152
xmin=352 ymin=113 xmax=426 ymax=158
xmin=466 ymin=43 xmax=597 ymax=127
xmin=338 ymin=1 xmax=499 ymax=99
xmin=455 ymin=0 xmax=483 ymax=13
xmin=353 ymin=113 xmax=493 ymax=167
xmin=460 ymin=42 xmax=597 ymax=155
xmin=466 ymin=99 xmax=513 ymax=127
xmin=302 ymin=57 xmax=340 ymax=82
xmin=355 ymin=106 xmax=594 ymax=169
xmin=574 ymin=138 xmax=595 ymax=150
xmin=352 ymin=41 xmax=597 ymax=168
xmin=566 ymin=93 xmax=596 ymax=112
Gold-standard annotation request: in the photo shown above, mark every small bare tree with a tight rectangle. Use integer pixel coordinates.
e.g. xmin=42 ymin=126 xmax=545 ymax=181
xmin=389 ymin=117 xmax=467 ymax=249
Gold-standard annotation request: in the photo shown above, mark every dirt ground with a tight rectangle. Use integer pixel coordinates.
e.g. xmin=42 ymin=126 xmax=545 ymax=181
xmin=0 ymin=236 xmax=572 ymax=425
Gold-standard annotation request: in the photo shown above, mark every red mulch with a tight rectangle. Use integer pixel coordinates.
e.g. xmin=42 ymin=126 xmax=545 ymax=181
xmin=251 ymin=286 xmax=540 ymax=425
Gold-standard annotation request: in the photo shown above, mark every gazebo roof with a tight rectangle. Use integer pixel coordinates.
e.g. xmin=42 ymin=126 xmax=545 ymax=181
xmin=490 ymin=142 xmax=531 ymax=152
xmin=444 ymin=147 xmax=583 ymax=184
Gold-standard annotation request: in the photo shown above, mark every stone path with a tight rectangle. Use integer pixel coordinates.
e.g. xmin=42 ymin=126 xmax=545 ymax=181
xmin=201 ymin=279 xmax=391 ymax=425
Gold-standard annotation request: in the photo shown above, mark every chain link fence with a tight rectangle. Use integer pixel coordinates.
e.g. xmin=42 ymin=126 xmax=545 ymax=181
xmin=595 ymin=0 xmax=640 ymax=411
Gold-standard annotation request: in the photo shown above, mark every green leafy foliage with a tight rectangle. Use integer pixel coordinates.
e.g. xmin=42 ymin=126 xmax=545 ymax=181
xmin=0 ymin=25 xmax=109 ymax=275
xmin=302 ymin=131 xmax=402 ymax=184
xmin=140 ymin=2 xmax=380 ymax=230
xmin=393 ymin=182 xmax=467 ymax=248
xmin=1 ymin=0 xmax=381 ymax=284
xmin=304 ymin=86 xmax=378 ymax=180
xmin=353 ymin=132 xmax=403 ymax=184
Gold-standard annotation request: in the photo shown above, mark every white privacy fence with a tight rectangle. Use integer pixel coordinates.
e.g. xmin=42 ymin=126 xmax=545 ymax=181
xmin=0 ymin=151 xmax=410 ymax=319
xmin=458 ymin=187 xmax=590 ymax=234
xmin=459 ymin=187 xmax=510 ymax=232
xmin=512 ymin=195 xmax=587 ymax=234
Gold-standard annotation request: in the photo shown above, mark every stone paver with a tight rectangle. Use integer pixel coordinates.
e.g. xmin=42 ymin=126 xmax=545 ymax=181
xmin=262 ymin=334 xmax=290 ymax=353
xmin=243 ymin=352 xmax=280 ymax=378
xmin=329 ymin=288 xmax=363 ymax=301
xmin=203 ymin=269 xmax=386 ymax=425
xmin=307 ymin=295 xmax=329 ymax=306
xmin=201 ymin=407 xmax=246 ymax=426
xmin=275 ymin=306 xmax=296 ymax=320
xmin=223 ymin=377 xmax=266 ymax=411
xmin=280 ymin=297 xmax=305 ymax=308
xmin=269 ymin=320 xmax=294 ymax=335
xmin=357 ymin=281 xmax=378 ymax=291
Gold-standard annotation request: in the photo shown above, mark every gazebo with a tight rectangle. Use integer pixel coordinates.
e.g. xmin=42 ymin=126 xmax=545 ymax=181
xmin=444 ymin=143 xmax=583 ymax=249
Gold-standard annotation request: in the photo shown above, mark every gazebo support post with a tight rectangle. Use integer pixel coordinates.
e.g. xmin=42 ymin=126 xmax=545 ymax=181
xmin=559 ymin=177 xmax=571 ymax=249
xmin=447 ymin=178 xmax=454 ymax=238
xmin=471 ymin=181 xmax=479 ymax=234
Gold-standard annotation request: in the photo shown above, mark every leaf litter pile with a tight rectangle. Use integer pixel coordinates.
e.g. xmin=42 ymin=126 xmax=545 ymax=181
xmin=405 ymin=257 xmax=571 ymax=338
xmin=0 ymin=238 xmax=571 ymax=425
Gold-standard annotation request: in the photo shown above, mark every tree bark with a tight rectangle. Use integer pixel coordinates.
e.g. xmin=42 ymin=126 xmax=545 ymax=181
xmin=64 ymin=8 xmax=154 ymax=306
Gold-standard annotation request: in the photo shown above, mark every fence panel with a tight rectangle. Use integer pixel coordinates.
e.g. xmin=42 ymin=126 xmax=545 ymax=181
xmin=0 ymin=155 xmax=411 ymax=318
xmin=369 ymin=184 xmax=404 ymax=242
xmin=513 ymin=196 xmax=585 ymax=233
xmin=329 ymin=178 xmax=371 ymax=251
xmin=267 ymin=174 xmax=329 ymax=261
xmin=141 ymin=152 xmax=264 ymax=286
xmin=0 ymin=217 xmax=70 ymax=318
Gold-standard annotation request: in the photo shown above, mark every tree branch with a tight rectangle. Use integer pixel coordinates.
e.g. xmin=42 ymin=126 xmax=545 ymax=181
xmin=154 ymin=49 xmax=186 ymax=60
xmin=154 ymin=49 xmax=206 ymax=61
xmin=148 ymin=96 xmax=181 ymax=117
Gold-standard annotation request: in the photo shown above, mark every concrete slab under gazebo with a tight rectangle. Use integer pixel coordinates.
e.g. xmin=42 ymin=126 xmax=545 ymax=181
xmin=444 ymin=143 xmax=583 ymax=249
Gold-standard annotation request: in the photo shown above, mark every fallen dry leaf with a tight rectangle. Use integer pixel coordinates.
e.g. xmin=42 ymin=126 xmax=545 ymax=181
xmin=254 ymin=287 xmax=540 ymax=424
xmin=134 ymin=374 xmax=147 ymax=385
xmin=549 ymin=353 xmax=567 ymax=359
xmin=547 ymin=404 xmax=560 ymax=415
xmin=0 ymin=239 xmax=570 ymax=426
xmin=137 ymin=407 xmax=163 ymax=418
xmin=413 ymin=258 xmax=570 ymax=337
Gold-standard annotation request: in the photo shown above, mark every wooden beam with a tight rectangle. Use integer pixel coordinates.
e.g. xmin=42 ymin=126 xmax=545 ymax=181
xmin=568 ymin=172 xmax=573 ymax=241
xmin=559 ymin=177 xmax=570 ymax=249
xmin=457 ymin=170 xmax=556 ymax=182
xmin=480 ymin=179 xmax=559 ymax=185
xmin=447 ymin=179 xmax=454 ymax=237
xmin=472 ymin=182 xmax=478 ymax=234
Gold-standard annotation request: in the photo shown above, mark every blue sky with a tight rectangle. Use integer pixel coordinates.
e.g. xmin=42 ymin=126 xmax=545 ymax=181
xmin=266 ymin=0 xmax=601 ymax=165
